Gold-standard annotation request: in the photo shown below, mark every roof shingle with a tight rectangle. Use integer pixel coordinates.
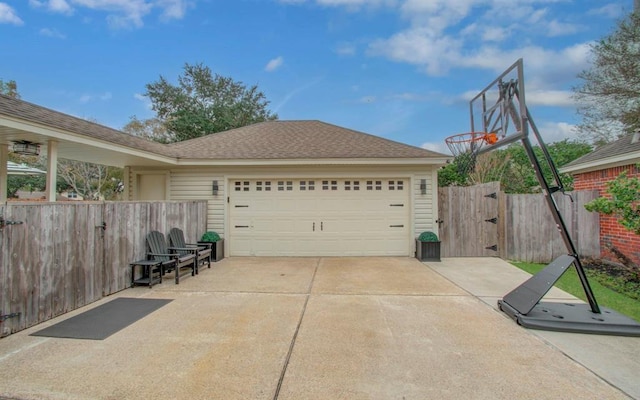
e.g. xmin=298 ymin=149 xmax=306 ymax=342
xmin=0 ymin=94 xmax=446 ymax=161
xmin=168 ymin=120 xmax=444 ymax=159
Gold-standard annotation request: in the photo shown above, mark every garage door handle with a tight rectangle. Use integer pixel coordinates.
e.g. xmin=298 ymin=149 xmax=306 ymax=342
xmin=235 ymin=225 xmax=249 ymax=228
xmin=389 ymin=224 xmax=404 ymax=228
xmin=390 ymin=203 xmax=404 ymax=207
xmin=321 ymin=222 xmax=323 ymax=231
xmin=235 ymin=205 xmax=249 ymax=208
xmin=313 ymin=222 xmax=315 ymax=232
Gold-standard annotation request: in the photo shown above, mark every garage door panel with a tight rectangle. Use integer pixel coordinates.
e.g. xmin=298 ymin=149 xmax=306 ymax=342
xmin=229 ymin=178 xmax=410 ymax=256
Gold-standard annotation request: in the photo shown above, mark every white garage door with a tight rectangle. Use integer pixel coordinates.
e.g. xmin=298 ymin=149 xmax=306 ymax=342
xmin=229 ymin=178 xmax=410 ymax=256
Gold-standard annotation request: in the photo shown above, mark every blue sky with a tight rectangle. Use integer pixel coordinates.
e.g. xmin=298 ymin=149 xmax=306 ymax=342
xmin=0 ymin=0 xmax=633 ymax=154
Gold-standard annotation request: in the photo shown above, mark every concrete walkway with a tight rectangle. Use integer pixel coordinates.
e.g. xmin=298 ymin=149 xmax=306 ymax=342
xmin=0 ymin=257 xmax=636 ymax=400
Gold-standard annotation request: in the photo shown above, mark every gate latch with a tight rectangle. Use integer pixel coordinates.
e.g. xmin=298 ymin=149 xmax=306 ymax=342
xmin=0 ymin=311 xmax=21 ymax=322
xmin=0 ymin=213 xmax=23 ymax=230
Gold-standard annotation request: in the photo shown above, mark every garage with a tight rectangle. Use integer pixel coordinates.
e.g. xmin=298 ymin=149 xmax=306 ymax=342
xmin=229 ymin=178 xmax=410 ymax=256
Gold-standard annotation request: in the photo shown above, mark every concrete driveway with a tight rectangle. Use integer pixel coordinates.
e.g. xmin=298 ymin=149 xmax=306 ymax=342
xmin=0 ymin=257 xmax=634 ymax=400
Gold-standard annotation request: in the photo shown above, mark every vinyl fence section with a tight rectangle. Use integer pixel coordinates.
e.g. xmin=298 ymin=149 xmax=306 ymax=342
xmin=0 ymin=201 xmax=207 ymax=336
xmin=438 ymin=184 xmax=600 ymax=262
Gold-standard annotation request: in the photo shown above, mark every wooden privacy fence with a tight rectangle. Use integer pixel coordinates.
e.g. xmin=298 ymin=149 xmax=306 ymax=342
xmin=0 ymin=200 xmax=208 ymax=336
xmin=438 ymin=184 xmax=600 ymax=263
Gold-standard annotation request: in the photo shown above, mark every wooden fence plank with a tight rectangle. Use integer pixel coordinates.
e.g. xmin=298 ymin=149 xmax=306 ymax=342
xmin=0 ymin=200 xmax=208 ymax=336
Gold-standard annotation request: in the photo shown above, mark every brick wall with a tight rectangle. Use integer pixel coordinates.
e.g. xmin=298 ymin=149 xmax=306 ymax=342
xmin=573 ymin=164 xmax=640 ymax=266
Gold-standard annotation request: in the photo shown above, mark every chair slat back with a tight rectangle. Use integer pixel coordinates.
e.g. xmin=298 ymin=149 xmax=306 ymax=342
xmin=168 ymin=228 xmax=189 ymax=257
xmin=147 ymin=231 xmax=172 ymax=262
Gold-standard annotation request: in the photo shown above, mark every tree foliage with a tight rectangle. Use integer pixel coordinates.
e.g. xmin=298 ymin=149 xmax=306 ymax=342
xmin=122 ymin=116 xmax=173 ymax=143
xmin=0 ymin=79 xmax=19 ymax=98
xmin=57 ymin=160 xmax=123 ymax=200
xmin=573 ymin=11 xmax=640 ymax=144
xmin=439 ymin=140 xmax=592 ymax=193
xmin=584 ymin=169 xmax=640 ymax=235
xmin=140 ymin=63 xmax=277 ymax=142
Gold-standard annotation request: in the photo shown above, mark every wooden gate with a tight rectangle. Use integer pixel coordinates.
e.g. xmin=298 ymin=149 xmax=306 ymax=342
xmin=438 ymin=182 xmax=501 ymax=257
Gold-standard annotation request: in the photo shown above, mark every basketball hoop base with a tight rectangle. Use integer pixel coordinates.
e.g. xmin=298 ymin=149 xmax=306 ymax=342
xmin=498 ymin=301 xmax=640 ymax=337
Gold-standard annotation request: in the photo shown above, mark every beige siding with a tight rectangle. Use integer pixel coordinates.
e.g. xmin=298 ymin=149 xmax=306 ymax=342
xmin=413 ymin=168 xmax=438 ymax=240
xmin=169 ymin=169 xmax=226 ymax=238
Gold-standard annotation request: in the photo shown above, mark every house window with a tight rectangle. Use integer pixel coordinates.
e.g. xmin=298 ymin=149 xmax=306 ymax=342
xmin=256 ymin=181 xmax=263 ymax=191
xmin=300 ymin=181 xmax=307 ymax=191
xmin=265 ymin=181 xmax=272 ymax=191
xmin=308 ymin=180 xmax=315 ymax=191
xmin=345 ymin=181 xmax=351 ymax=191
xmin=376 ymin=180 xmax=382 ymax=191
xmin=353 ymin=180 xmax=360 ymax=191
xmin=366 ymin=180 xmax=373 ymax=190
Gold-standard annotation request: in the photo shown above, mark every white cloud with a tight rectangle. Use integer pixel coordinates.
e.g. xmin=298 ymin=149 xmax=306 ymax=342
xmin=78 ymin=92 xmax=112 ymax=103
xmin=157 ymin=0 xmax=189 ymax=20
xmin=29 ymin=0 xmax=73 ymax=14
xmin=39 ymin=27 xmax=66 ymax=38
xmin=134 ymin=93 xmax=153 ymax=109
xmin=545 ymin=20 xmax=581 ymax=37
xmin=526 ymin=90 xmax=574 ymax=107
xmin=421 ymin=141 xmax=451 ymax=155
xmin=537 ymin=121 xmax=578 ymax=143
xmin=0 ymin=3 xmax=24 ymax=25
xmin=335 ymin=42 xmax=356 ymax=56
xmin=265 ymin=56 xmax=284 ymax=72
xmin=588 ymin=4 xmax=624 ymax=18
xmin=29 ymin=0 xmax=192 ymax=29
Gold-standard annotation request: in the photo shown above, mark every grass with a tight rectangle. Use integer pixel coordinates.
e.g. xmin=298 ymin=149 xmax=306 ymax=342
xmin=510 ymin=261 xmax=640 ymax=323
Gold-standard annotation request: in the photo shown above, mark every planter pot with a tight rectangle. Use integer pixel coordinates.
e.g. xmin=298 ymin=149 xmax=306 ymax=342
xmin=416 ymin=239 xmax=441 ymax=262
xmin=212 ymin=239 xmax=224 ymax=262
xmin=199 ymin=239 xmax=224 ymax=262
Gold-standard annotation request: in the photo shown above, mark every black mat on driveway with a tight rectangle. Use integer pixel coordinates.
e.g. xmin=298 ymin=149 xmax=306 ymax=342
xmin=31 ymin=297 xmax=172 ymax=340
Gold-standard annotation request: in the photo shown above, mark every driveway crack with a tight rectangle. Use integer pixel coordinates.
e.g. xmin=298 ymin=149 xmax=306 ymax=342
xmin=272 ymin=257 xmax=321 ymax=400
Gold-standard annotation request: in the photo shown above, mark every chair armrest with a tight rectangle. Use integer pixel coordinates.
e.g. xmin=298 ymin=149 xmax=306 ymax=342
xmin=186 ymin=242 xmax=207 ymax=250
xmin=196 ymin=241 xmax=215 ymax=249
xmin=168 ymin=246 xmax=197 ymax=254
xmin=147 ymin=252 xmax=178 ymax=259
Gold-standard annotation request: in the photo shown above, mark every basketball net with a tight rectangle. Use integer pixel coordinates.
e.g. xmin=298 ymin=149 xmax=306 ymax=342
xmin=445 ymin=132 xmax=498 ymax=175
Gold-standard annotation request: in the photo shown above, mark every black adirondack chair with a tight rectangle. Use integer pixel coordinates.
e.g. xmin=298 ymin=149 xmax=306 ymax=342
xmin=146 ymin=230 xmax=196 ymax=284
xmin=168 ymin=228 xmax=212 ymax=272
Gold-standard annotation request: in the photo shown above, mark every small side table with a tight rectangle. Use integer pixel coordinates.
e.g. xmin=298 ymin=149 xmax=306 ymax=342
xmin=130 ymin=260 xmax=163 ymax=288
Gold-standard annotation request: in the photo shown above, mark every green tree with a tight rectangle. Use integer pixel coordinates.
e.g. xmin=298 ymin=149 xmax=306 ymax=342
xmin=439 ymin=140 xmax=592 ymax=193
xmin=57 ymin=160 xmax=123 ymax=200
xmin=122 ymin=116 xmax=173 ymax=143
xmin=573 ymin=11 xmax=640 ymax=144
xmin=585 ymin=169 xmax=640 ymax=235
xmin=142 ymin=63 xmax=277 ymax=142
xmin=0 ymin=79 xmax=20 ymax=98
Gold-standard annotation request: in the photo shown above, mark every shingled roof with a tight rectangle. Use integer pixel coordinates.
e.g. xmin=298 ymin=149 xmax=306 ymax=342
xmin=168 ymin=120 xmax=443 ymax=160
xmin=0 ymin=94 xmax=171 ymax=157
xmin=562 ymin=132 xmax=640 ymax=173
xmin=0 ymin=94 xmax=446 ymax=163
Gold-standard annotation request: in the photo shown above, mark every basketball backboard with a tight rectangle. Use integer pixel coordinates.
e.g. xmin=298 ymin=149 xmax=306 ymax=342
xmin=468 ymin=58 xmax=528 ymax=153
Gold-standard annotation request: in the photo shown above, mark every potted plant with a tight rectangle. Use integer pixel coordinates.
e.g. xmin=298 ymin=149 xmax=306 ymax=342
xmin=199 ymin=231 xmax=224 ymax=262
xmin=416 ymin=231 xmax=441 ymax=262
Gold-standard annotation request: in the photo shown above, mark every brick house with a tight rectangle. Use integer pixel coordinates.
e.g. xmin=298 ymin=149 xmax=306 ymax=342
xmin=561 ymin=132 xmax=640 ymax=266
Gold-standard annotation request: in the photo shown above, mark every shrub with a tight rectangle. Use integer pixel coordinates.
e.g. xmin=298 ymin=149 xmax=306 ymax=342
xmin=200 ymin=231 xmax=221 ymax=242
xmin=418 ymin=231 xmax=439 ymax=242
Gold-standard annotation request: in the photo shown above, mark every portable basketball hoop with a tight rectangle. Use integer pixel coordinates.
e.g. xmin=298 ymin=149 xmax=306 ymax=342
xmin=442 ymin=58 xmax=640 ymax=336
xmin=444 ymin=131 xmax=498 ymax=174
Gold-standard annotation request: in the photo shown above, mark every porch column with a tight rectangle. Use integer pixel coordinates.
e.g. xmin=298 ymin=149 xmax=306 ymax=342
xmin=46 ymin=140 xmax=58 ymax=202
xmin=0 ymin=143 xmax=7 ymax=203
